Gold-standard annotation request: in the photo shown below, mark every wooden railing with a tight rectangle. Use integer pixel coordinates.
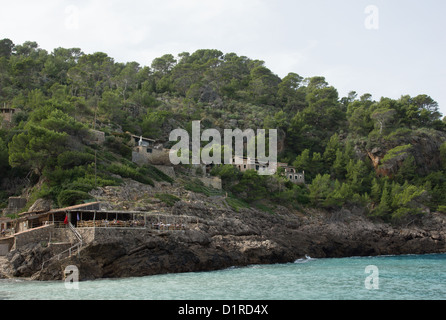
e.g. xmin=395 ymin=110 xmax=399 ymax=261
xmin=76 ymin=220 xmax=187 ymax=231
xmin=76 ymin=220 xmax=146 ymax=228
xmin=41 ymin=242 xmax=82 ymax=270
xmin=41 ymin=223 xmax=83 ymax=270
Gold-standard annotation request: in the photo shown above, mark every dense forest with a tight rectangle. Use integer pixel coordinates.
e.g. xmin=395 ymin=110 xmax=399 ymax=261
xmin=1 ymin=38 xmax=446 ymax=224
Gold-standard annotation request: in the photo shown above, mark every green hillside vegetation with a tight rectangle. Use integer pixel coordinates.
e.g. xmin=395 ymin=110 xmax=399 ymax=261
xmin=1 ymin=39 xmax=445 ymax=224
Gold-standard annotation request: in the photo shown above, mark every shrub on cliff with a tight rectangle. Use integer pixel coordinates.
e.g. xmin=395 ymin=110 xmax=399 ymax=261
xmin=104 ymin=135 xmax=132 ymax=159
xmin=155 ymin=193 xmax=180 ymax=207
xmin=231 ymin=170 xmax=268 ymax=203
xmin=57 ymin=189 xmax=93 ymax=207
xmin=107 ymin=163 xmax=154 ymax=186
xmin=372 ymin=180 xmax=428 ymax=222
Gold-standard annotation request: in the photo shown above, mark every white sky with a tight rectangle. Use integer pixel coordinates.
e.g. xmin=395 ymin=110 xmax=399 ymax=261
xmin=1 ymin=0 xmax=445 ymax=117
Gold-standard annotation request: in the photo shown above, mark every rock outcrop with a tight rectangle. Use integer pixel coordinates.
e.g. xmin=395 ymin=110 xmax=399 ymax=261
xmin=366 ymin=129 xmax=446 ymax=177
xmin=1 ymin=178 xmax=445 ymax=281
xmin=2 ymin=201 xmax=445 ymax=281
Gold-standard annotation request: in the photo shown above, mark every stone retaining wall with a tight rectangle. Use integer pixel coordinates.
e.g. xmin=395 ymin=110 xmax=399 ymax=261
xmin=14 ymin=225 xmax=78 ymax=250
xmin=52 ymin=228 xmax=77 ymax=243
xmin=199 ymin=176 xmax=222 ymax=190
xmin=0 ymin=237 xmax=14 ymax=255
xmin=0 ymin=243 xmax=10 ymax=256
xmin=14 ymin=225 xmax=54 ymax=249
xmin=77 ymin=227 xmax=152 ymax=244
xmin=10 ymin=225 xmax=160 ymax=255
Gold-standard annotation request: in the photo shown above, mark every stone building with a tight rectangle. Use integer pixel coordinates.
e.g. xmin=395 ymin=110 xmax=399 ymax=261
xmin=232 ymin=155 xmax=305 ymax=184
xmin=0 ymin=107 xmax=16 ymax=123
xmin=282 ymin=166 xmax=306 ymax=184
xmin=131 ymin=135 xmax=171 ymax=166
xmin=0 ymin=107 xmax=17 ymax=128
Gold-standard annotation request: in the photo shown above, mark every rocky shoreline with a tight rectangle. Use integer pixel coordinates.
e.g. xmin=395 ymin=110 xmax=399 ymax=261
xmin=1 ymin=199 xmax=445 ymax=281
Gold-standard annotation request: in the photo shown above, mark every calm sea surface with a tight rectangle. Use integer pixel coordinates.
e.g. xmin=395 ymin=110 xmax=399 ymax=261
xmin=1 ymin=254 xmax=445 ymax=300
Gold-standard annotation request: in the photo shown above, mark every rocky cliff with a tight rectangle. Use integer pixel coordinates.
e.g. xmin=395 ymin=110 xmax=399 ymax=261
xmin=366 ymin=129 xmax=446 ymax=178
xmin=2 ymin=188 xmax=445 ymax=281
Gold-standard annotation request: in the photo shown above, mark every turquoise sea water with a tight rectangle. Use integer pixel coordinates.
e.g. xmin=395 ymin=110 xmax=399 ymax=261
xmin=1 ymin=254 xmax=445 ymax=300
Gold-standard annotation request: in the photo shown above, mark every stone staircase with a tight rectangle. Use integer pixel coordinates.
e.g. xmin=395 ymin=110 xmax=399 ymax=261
xmin=41 ymin=223 xmax=83 ymax=270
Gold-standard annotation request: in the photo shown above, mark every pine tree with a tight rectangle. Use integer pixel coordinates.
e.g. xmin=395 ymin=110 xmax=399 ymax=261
xmin=332 ymin=148 xmax=346 ymax=178
xmin=324 ymin=179 xmax=343 ymax=208
xmin=371 ymin=178 xmax=381 ymax=203
xmin=323 ymin=133 xmax=340 ymax=167
xmin=375 ymin=181 xmax=391 ymax=217
xmin=308 ymin=174 xmax=332 ymax=206
xmin=0 ymin=137 xmax=9 ymax=176
xmin=311 ymin=152 xmax=324 ymax=175
xmin=395 ymin=155 xmax=416 ymax=184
